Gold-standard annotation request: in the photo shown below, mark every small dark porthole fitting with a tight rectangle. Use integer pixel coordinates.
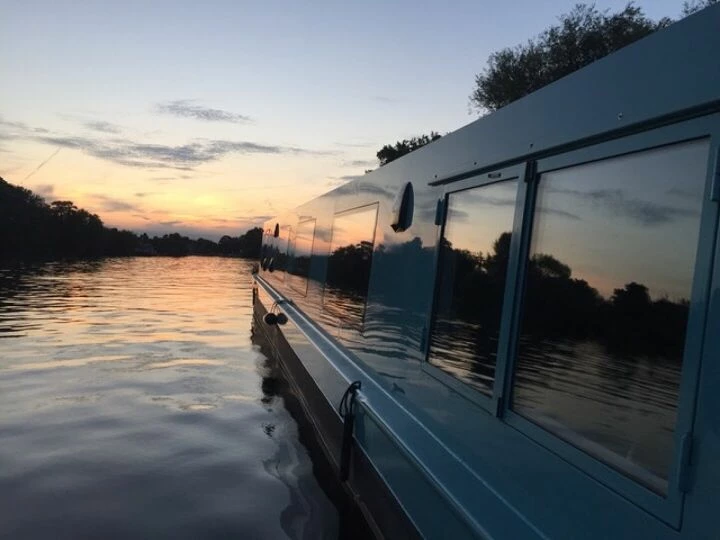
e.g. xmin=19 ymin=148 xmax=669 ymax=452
xmin=390 ymin=182 xmax=414 ymax=232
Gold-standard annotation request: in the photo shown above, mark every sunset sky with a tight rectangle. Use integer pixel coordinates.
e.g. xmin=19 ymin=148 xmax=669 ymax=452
xmin=1 ymin=0 xmax=684 ymax=240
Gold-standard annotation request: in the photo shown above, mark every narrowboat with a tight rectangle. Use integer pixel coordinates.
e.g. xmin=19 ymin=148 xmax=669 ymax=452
xmin=252 ymin=6 xmax=720 ymax=538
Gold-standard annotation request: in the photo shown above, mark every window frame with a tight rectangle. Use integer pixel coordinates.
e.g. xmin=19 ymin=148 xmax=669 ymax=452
xmin=499 ymin=114 xmax=720 ymax=527
xmin=322 ymin=202 xmax=380 ymax=333
xmin=423 ymin=163 xmax=529 ymax=414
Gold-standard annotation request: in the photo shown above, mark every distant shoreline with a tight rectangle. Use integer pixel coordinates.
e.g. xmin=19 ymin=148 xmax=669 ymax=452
xmin=1 ymin=177 xmax=262 ymax=261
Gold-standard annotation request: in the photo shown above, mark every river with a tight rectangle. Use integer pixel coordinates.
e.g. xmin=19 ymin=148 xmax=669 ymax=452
xmin=0 ymin=256 xmax=342 ymax=539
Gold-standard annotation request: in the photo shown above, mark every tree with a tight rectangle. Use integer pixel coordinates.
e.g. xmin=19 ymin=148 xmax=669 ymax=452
xmin=376 ymin=132 xmax=442 ymax=166
xmin=682 ymin=0 xmax=718 ymax=16
xmin=470 ymin=3 xmax=672 ymax=113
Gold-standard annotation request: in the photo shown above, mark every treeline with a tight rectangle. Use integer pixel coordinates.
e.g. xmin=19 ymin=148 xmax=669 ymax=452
xmin=289 ymin=231 xmax=689 ymax=360
xmin=0 ymin=177 xmax=262 ymax=261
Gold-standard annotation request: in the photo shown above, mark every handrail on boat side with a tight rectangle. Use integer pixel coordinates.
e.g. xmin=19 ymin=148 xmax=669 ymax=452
xmin=253 ymin=274 xmax=546 ymax=540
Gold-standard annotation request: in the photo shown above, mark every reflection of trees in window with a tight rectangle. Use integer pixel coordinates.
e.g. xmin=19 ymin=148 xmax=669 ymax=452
xmin=428 ymin=179 xmax=519 ymax=395
xmin=433 ymin=230 xmax=693 ymax=360
xmin=288 ymin=219 xmax=316 ymax=296
xmin=434 ymin=227 xmax=694 ymax=490
xmin=323 ymin=205 xmax=378 ymax=330
xmin=515 ymin=246 xmax=692 ymax=492
xmin=512 ymin=140 xmax=707 ymax=494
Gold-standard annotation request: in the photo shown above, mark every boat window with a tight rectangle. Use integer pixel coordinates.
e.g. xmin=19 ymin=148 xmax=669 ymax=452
xmin=428 ymin=180 xmax=519 ymax=395
xmin=288 ymin=218 xmax=316 ymax=296
xmin=512 ymin=139 xmax=709 ymax=494
xmin=323 ymin=204 xmax=379 ymax=330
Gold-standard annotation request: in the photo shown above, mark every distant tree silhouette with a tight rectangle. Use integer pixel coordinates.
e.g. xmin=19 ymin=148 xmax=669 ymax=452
xmin=431 ymin=230 xmax=690 ymax=360
xmin=469 ymin=4 xmax=672 ymax=113
xmin=0 ymin=177 xmax=263 ymax=261
xmin=376 ymin=132 xmax=442 ymax=166
xmin=682 ymin=0 xmax=718 ymax=16
xmin=326 ymin=241 xmax=374 ymax=294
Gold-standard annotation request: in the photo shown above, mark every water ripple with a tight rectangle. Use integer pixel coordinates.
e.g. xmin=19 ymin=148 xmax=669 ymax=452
xmin=0 ymin=257 xmax=339 ymax=539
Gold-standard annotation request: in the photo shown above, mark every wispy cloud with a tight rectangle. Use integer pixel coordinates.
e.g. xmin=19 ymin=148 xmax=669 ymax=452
xmin=89 ymin=194 xmax=140 ymax=212
xmin=32 ymin=134 xmax=328 ymax=171
xmin=342 ymin=159 xmax=376 ymax=168
xmin=155 ymin=100 xmax=252 ymax=123
xmin=84 ymin=120 xmax=121 ymax=134
xmin=370 ymin=95 xmax=399 ymax=104
xmin=552 ymin=187 xmax=696 ymax=226
xmin=5 ymin=114 xmax=331 ymax=172
xmin=0 ymin=115 xmax=28 ymax=130
xmin=32 ymin=184 xmax=56 ymax=200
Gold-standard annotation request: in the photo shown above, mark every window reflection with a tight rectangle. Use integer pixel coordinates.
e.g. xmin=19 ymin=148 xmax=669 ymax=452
xmin=261 ymin=226 xmax=290 ymax=282
xmin=512 ymin=139 xmax=709 ymax=493
xmin=429 ymin=180 xmax=518 ymax=394
xmin=288 ymin=219 xmax=316 ymax=295
xmin=323 ymin=204 xmax=378 ymax=330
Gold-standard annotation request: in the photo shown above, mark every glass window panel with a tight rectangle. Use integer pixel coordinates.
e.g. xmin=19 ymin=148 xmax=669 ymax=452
xmin=288 ymin=219 xmax=316 ymax=295
xmin=323 ymin=204 xmax=378 ymax=330
xmin=512 ymin=139 xmax=709 ymax=494
xmin=429 ymin=180 xmax=518 ymax=395
xmin=269 ymin=225 xmax=291 ymax=282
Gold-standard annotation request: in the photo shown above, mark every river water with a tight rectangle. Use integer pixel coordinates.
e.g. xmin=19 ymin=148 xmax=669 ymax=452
xmin=0 ymin=257 xmax=341 ymax=539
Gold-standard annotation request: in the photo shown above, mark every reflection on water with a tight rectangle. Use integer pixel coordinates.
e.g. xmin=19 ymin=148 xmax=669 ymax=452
xmin=515 ymin=338 xmax=680 ymax=477
xmin=0 ymin=257 xmax=339 ymax=539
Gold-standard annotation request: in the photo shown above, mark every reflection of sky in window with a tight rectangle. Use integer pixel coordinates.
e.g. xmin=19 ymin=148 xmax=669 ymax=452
xmin=330 ymin=205 xmax=378 ymax=253
xmin=278 ymin=226 xmax=290 ymax=252
xmin=444 ymin=180 xmax=518 ymax=255
xmin=534 ymin=139 xmax=709 ymax=300
xmin=294 ymin=219 xmax=316 ymax=258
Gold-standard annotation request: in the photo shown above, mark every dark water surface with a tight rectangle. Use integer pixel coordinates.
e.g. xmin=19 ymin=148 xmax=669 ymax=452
xmin=0 ymin=257 xmax=340 ymax=539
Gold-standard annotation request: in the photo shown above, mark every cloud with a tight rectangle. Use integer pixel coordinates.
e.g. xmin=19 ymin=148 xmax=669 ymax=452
xmin=84 ymin=121 xmax=121 ymax=134
xmin=32 ymin=134 xmax=327 ymax=171
xmin=541 ymin=207 xmax=581 ymax=221
xmin=134 ymin=192 xmax=154 ymax=198
xmin=370 ymin=95 xmax=399 ymax=104
xmin=236 ymin=214 xmax=273 ymax=224
xmin=343 ymin=159 xmax=377 ymax=168
xmin=32 ymin=184 xmax=56 ymax=200
xmin=159 ymin=220 xmax=182 ymax=226
xmin=89 ymin=194 xmax=140 ymax=212
xmin=5 ymin=115 xmax=331 ymax=172
xmin=0 ymin=115 xmax=28 ymax=130
xmin=552 ymin=187 xmax=697 ymax=226
xmin=155 ymin=100 xmax=252 ymax=123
